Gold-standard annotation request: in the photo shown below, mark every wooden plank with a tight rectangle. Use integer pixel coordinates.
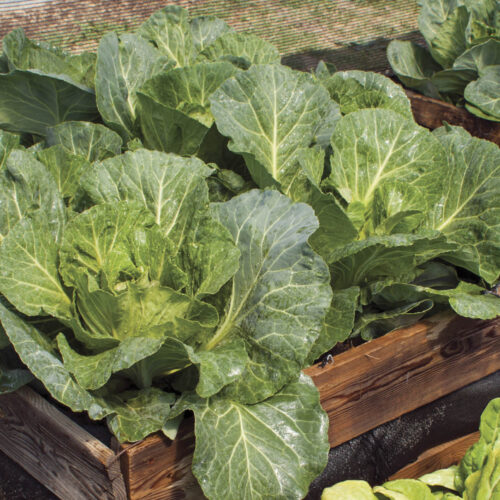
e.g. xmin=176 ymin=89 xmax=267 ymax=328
xmin=114 ymin=420 xmax=201 ymax=500
xmin=309 ymin=313 xmax=500 ymax=447
xmin=406 ymin=89 xmax=500 ymax=145
xmin=119 ymin=313 xmax=500 ymax=498
xmin=390 ymin=431 xmax=480 ymax=480
xmin=0 ymin=386 xmax=126 ymax=500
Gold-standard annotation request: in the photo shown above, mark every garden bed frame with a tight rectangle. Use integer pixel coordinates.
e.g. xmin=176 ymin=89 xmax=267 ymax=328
xmin=1 ymin=312 xmax=499 ymax=499
xmin=405 ymin=89 xmax=500 ymax=145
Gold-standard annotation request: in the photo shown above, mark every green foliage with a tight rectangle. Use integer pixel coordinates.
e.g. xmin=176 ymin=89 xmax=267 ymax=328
xmin=388 ymin=0 xmax=500 ymax=121
xmin=211 ymin=62 xmax=499 ymax=342
xmin=178 ymin=374 xmax=329 ymax=499
xmin=0 ymin=5 xmax=499 ymax=500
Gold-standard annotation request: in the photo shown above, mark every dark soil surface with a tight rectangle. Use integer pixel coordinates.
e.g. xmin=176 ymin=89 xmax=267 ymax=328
xmin=0 ymin=449 xmax=56 ymax=500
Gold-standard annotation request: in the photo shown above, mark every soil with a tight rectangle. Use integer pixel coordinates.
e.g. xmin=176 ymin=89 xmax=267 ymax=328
xmin=0 ymin=450 xmax=56 ymax=500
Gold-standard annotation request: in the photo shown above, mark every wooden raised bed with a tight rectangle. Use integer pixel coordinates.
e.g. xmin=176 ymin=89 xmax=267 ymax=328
xmin=405 ymin=89 xmax=500 ymax=145
xmin=1 ymin=312 xmax=499 ymax=499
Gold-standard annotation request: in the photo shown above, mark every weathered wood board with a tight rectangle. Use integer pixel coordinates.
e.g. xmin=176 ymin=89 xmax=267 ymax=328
xmin=406 ymin=89 xmax=500 ymax=145
xmin=1 ymin=313 xmax=499 ymax=499
xmin=0 ymin=386 xmax=126 ymax=500
xmin=113 ymin=421 xmax=200 ymax=500
xmin=310 ymin=313 xmax=500 ymax=447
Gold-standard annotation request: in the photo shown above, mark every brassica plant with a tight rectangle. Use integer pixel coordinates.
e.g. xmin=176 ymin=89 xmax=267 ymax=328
xmin=210 ymin=63 xmax=500 ymax=346
xmin=388 ymin=0 xmax=500 ymax=122
xmin=0 ymin=139 xmax=332 ymax=498
xmin=0 ymin=5 xmax=499 ymax=499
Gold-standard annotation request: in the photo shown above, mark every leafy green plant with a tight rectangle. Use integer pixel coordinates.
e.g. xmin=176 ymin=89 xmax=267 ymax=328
xmin=210 ymin=63 xmax=500 ymax=345
xmin=0 ymin=5 xmax=499 ymax=499
xmin=388 ymin=0 xmax=500 ymax=122
xmin=321 ymin=397 xmax=500 ymax=499
xmin=0 ymin=135 xmax=331 ymax=499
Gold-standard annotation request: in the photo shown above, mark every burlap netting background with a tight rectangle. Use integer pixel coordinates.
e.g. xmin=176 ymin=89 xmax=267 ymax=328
xmin=0 ymin=0 xmax=422 ymax=71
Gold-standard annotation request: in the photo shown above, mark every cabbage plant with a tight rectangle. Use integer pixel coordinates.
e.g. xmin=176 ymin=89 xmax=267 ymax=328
xmin=210 ymin=63 xmax=500 ymax=347
xmin=0 ymin=5 xmax=499 ymax=500
xmin=0 ymin=143 xmax=331 ymax=499
xmin=388 ymin=0 xmax=500 ymax=122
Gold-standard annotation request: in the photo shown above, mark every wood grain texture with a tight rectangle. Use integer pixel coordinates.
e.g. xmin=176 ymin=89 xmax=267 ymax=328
xmin=115 ymin=420 xmax=201 ymax=500
xmin=390 ymin=431 xmax=480 ymax=480
xmin=0 ymin=386 xmax=126 ymax=500
xmin=406 ymin=89 xmax=500 ymax=145
xmin=307 ymin=313 xmax=500 ymax=447
xmin=118 ymin=313 xmax=500 ymax=498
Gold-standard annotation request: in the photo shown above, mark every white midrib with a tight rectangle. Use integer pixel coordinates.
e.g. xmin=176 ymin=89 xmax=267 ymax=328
xmin=11 ymin=185 xmax=23 ymax=220
xmin=116 ymin=54 xmax=136 ymax=121
xmin=205 ymin=275 xmax=250 ymax=351
xmin=363 ymin=125 xmax=403 ymax=203
xmin=16 ymin=240 xmax=71 ymax=305
xmin=159 ymin=30 xmax=182 ymax=67
xmin=206 ymin=238 xmax=268 ymax=351
xmin=240 ymin=403 xmax=294 ymax=492
xmin=155 ymin=171 xmax=167 ymax=226
xmin=164 ymin=177 xmax=191 ymax=236
xmin=236 ymin=408 xmax=254 ymax=497
xmin=90 ymin=218 xmax=104 ymax=267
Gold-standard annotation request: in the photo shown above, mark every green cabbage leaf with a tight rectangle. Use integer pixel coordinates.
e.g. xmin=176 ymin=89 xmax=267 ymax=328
xmin=388 ymin=0 xmax=500 ymax=121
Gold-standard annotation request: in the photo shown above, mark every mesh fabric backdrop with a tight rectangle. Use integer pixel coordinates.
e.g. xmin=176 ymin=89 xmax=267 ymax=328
xmin=0 ymin=0 xmax=422 ymax=72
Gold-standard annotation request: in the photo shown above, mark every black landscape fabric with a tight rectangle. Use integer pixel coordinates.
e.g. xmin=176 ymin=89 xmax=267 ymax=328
xmin=307 ymin=370 xmax=500 ymax=498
